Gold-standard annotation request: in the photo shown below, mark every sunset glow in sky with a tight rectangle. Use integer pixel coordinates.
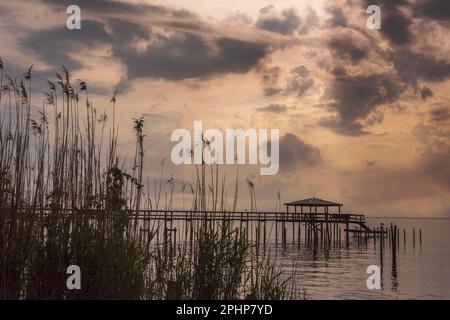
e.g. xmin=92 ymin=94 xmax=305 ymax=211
xmin=1 ymin=0 xmax=449 ymax=217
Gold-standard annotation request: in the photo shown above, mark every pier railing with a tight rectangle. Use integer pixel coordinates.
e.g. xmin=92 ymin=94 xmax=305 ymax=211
xmin=4 ymin=208 xmax=366 ymax=224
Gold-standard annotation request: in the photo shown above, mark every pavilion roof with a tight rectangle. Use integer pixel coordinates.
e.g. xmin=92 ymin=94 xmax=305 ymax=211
xmin=284 ymin=197 xmax=342 ymax=207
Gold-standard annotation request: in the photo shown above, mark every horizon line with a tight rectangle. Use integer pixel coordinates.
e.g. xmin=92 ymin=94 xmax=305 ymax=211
xmin=367 ymin=216 xmax=450 ymax=220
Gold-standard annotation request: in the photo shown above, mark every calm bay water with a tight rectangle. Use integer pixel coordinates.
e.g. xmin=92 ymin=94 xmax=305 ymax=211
xmin=273 ymin=218 xmax=450 ymax=299
xmin=165 ymin=216 xmax=449 ymax=299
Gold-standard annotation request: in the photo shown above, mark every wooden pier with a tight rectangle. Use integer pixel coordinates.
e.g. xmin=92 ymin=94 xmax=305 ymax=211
xmin=30 ymin=197 xmax=389 ymax=249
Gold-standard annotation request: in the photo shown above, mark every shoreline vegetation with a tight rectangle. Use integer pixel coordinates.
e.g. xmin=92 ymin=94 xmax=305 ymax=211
xmin=0 ymin=62 xmax=302 ymax=300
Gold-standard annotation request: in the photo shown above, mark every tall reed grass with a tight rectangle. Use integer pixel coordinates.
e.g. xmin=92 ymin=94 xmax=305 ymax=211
xmin=0 ymin=62 xmax=296 ymax=300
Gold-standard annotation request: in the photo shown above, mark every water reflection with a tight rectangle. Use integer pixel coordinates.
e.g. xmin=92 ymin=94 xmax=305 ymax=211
xmin=391 ymin=253 xmax=399 ymax=291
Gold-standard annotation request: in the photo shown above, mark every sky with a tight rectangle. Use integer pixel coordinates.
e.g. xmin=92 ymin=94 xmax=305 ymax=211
xmin=0 ymin=0 xmax=449 ymax=217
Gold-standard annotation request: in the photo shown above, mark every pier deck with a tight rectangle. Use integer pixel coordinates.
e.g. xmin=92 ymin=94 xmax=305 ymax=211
xmin=30 ymin=208 xmax=382 ymax=234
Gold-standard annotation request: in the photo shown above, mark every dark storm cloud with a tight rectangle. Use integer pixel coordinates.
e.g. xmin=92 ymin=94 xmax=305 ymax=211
xmin=328 ymin=37 xmax=368 ymax=64
xmin=46 ymin=0 xmax=208 ymax=33
xmin=19 ymin=3 xmax=271 ymax=82
xmin=321 ymin=73 xmax=403 ymax=135
xmin=257 ymin=103 xmax=287 ymax=113
xmin=326 ymin=6 xmax=347 ymax=27
xmin=284 ymin=78 xmax=314 ymax=97
xmin=363 ymin=0 xmax=412 ymax=45
xmin=331 ymin=66 xmax=348 ymax=77
xmin=283 ymin=65 xmax=314 ymax=97
xmin=20 ymin=20 xmax=112 ymax=70
xmin=291 ymin=65 xmax=309 ymax=78
xmin=279 ymin=133 xmax=322 ymax=168
xmin=381 ymin=8 xmax=413 ymax=45
xmin=314 ymin=1 xmax=449 ymax=137
xmin=430 ymin=107 xmax=450 ymax=122
xmin=107 ymin=18 xmax=151 ymax=41
xmin=414 ymin=0 xmax=450 ymax=21
xmin=114 ymin=33 xmax=270 ymax=80
xmin=319 ymin=118 xmax=367 ymax=136
xmin=41 ymin=0 xmax=193 ymax=17
xmin=255 ymin=7 xmax=301 ymax=35
xmin=392 ymin=50 xmax=450 ymax=85
xmin=363 ymin=0 xmax=409 ymax=8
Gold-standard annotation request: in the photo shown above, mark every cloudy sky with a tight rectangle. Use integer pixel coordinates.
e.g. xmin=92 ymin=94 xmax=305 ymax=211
xmin=1 ymin=0 xmax=449 ymax=217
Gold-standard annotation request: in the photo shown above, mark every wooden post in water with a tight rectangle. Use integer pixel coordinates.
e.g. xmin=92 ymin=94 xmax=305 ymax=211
xmin=374 ymin=228 xmax=377 ymax=249
xmin=420 ymin=229 xmax=422 ymax=246
xmin=397 ymin=226 xmax=400 ymax=248
xmin=388 ymin=226 xmax=391 ymax=248
xmin=403 ymin=229 xmax=406 ymax=246
xmin=345 ymin=219 xmax=349 ymax=248
xmin=392 ymin=226 xmax=397 ymax=275
xmin=413 ymin=228 xmax=416 ymax=247
xmin=392 ymin=225 xmax=397 ymax=261
xmin=380 ymin=224 xmax=384 ymax=268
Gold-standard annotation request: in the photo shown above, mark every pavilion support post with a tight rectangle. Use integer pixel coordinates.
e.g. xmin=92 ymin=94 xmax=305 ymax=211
xmin=320 ymin=222 xmax=323 ymax=243
xmin=309 ymin=206 xmax=312 ymax=245
xmin=283 ymin=207 xmax=287 ymax=247
xmin=297 ymin=206 xmax=302 ymax=249
xmin=314 ymin=205 xmax=318 ymax=245
xmin=304 ymin=219 xmax=308 ymax=244
xmin=336 ymin=222 xmax=339 ymax=244
xmin=334 ymin=221 xmax=339 ymax=243
xmin=293 ymin=206 xmax=296 ymax=246
xmin=333 ymin=219 xmax=336 ymax=244
xmin=339 ymin=226 xmax=341 ymax=245
xmin=326 ymin=206 xmax=331 ymax=246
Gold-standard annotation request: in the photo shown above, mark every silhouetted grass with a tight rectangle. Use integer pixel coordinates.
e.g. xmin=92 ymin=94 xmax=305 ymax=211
xmin=0 ymin=62 xmax=298 ymax=300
